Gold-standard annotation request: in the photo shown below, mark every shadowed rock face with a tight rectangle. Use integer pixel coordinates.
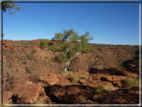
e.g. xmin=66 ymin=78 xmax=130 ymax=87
xmin=89 ymin=68 xmax=126 ymax=76
xmin=78 ymin=86 xmax=140 ymax=104
xmin=44 ymin=84 xmax=140 ymax=104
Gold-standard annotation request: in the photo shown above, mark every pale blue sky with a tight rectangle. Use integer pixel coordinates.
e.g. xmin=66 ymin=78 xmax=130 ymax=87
xmin=3 ymin=2 xmax=139 ymax=45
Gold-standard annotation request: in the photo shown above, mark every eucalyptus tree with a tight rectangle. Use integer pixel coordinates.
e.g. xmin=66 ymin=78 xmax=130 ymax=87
xmin=0 ymin=0 xmax=21 ymax=15
xmin=0 ymin=0 xmax=21 ymax=37
xmin=40 ymin=29 xmax=94 ymax=72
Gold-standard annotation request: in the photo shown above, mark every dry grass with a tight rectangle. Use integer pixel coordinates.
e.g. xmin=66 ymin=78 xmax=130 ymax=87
xmin=95 ymin=83 xmax=114 ymax=94
xmin=79 ymin=96 xmax=88 ymax=102
xmin=60 ymin=71 xmax=89 ymax=83
xmin=67 ymin=72 xmax=81 ymax=83
xmin=122 ymin=77 xmax=139 ymax=87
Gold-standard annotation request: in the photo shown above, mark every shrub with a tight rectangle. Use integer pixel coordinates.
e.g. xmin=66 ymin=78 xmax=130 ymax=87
xmin=6 ymin=88 xmax=11 ymax=91
xmin=69 ymin=72 xmax=80 ymax=83
xmin=11 ymin=84 xmax=15 ymax=89
xmin=45 ymin=56 xmax=48 ymax=59
xmin=25 ymin=67 xmax=32 ymax=74
xmin=133 ymin=79 xmax=139 ymax=87
xmin=40 ymin=39 xmax=50 ymax=50
xmin=50 ymin=57 xmax=55 ymax=61
xmin=27 ymin=54 xmax=32 ymax=60
xmin=80 ymin=74 xmax=89 ymax=80
xmin=122 ymin=77 xmax=139 ymax=87
xmin=60 ymin=71 xmax=81 ymax=83
xmin=6 ymin=55 xmax=10 ymax=60
xmin=79 ymin=96 xmax=88 ymax=101
xmin=32 ymin=49 xmax=37 ymax=54
xmin=94 ymin=83 xmax=114 ymax=94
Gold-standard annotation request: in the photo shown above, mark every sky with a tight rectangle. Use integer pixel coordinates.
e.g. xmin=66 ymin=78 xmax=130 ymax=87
xmin=2 ymin=2 xmax=139 ymax=45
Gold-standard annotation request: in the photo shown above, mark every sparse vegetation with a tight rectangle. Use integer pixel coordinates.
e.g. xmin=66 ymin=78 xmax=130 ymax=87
xmin=27 ymin=54 xmax=32 ymax=60
xmin=25 ymin=67 xmax=32 ymax=74
xmin=2 ymin=39 xmax=140 ymax=104
xmin=32 ymin=49 xmax=37 ymax=54
xmin=45 ymin=56 xmax=48 ymax=59
xmin=122 ymin=77 xmax=139 ymax=87
xmin=6 ymin=55 xmax=10 ymax=60
xmin=94 ymin=83 xmax=114 ymax=94
xmin=60 ymin=71 xmax=88 ymax=83
xmin=79 ymin=96 xmax=88 ymax=101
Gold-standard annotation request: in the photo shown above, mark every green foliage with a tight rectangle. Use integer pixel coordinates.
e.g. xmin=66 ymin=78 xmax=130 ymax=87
xmin=122 ymin=77 xmax=139 ymax=87
xmin=39 ymin=39 xmax=49 ymax=50
xmin=27 ymin=54 xmax=32 ymax=60
xmin=79 ymin=32 xmax=93 ymax=44
xmin=81 ymin=43 xmax=94 ymax=53
xmin=96 ymin=55 xmax=99 ymax=58
xmin=41 ymin=29 xmax=94 ymax=63
xmin=50 ymin=57 xmax=61 ymax=63
xmin=6 ymin=55 xmax=10 ymax=60
xmin=45 ymin=56 xmax=48 ymax=59
xmin=39 ymin=41 xmax=44 ymax=50
xmin=25 ymin=67 xmax=32 ymax=74
xmin=59 ymin=53 xmax=67 ymax=62
xmin=79 ymin=96 xmax=88 ymax=101
xmin=47 ymin=46 xmax=52 ymax=51
xmin=1 ymin=0 xmax=21 ymax=15
xmin=54 ymin=45 xmax=61 ymax=52
xmin=32 ymin=49 xmax=37 ymax=54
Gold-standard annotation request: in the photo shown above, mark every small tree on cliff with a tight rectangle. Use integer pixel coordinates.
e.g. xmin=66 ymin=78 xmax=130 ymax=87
xmin=40 ymin=29 xmax=94 ymax=72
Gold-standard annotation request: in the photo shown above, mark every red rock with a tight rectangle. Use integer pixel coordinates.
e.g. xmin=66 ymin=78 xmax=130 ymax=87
xmin=65 ymin=86 xmax=80 ymax=103
xmin=112 ymin=75 xmax=126 ymax=82
xmin=113 ymin=81 xmax=122 ymax=87
xmin=3 ymin=91 xmax=13 ymax=104
xmin=39 ymin=74 xmax=59 ymax=85
xmin=17 ymin=83 xmax=41 ymax=104
xmin=56 ymin=78 xmax=72 ymax=86
xmin=79 ymin=79 xmax=86 ymax=83
xmin=88 ymin=76 xmax=92 ymax=81
xmin=92 ymin=75 xmax=101 ymax=80
xmin=37 ymin=87 xmax=51 ymax=104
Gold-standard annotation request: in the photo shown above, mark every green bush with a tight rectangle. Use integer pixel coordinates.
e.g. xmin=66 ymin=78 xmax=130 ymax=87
xmin=47 ymin=46 xmax=52 ymax=51
xmin=25 ymin=67 xmax=32 ymax=74
xmin=39 ymin=39 xmax=49 ymax=50
xmin=79 ymin=96 xmax=88 ymax=101
xmin=32 ymin=49 xmax=37 ymax=54
xmin=122 ymin=77 xmax=139 ymax=87
xmin=27 ymin=54 xmax=32 ymax=60
xmin=6 ymin=55 xmax=10 ymax=60
xmin=45 ymin=56 xmax=48 ymax=59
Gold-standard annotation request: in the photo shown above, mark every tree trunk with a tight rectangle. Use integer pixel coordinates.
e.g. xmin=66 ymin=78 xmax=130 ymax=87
xmin=64 ymin=52 xmax=80 ymax=72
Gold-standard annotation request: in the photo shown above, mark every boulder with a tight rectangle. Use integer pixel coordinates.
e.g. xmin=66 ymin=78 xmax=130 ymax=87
xmin=3 ymin=91 xmax=13 ymax=104
xmin=56 ymin=78 xmax=72 ymax=86
xmin=16 ymin=82 xmax=41 ymax=104
xmin=113 ymin=81 xmax=122 ymax=87
xmin=92 ymin=87 xmax=140 ymax=104
xmin=65 ymin=86 xmax=81 ymax=103
xmin=39 ymin=74 xmax=59 ymax=85
xmin=112 ymin=75 xmax=126 ymax=82
xmin=79 ymin=79 xmax=86 ymax=83
xmin=37 ymin=87 xmax=51 ymax=104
